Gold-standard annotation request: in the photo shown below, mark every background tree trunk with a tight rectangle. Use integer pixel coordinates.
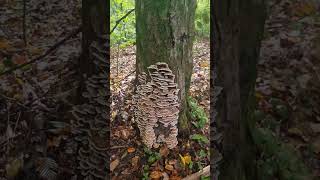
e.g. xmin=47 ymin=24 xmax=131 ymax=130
xmin=78 ymin=0 xmax=108 ymax=103
xmin=213 ymin=0 xmax=266 ymax=179
xmin=135 ymin=0 xmax=196 ymax=135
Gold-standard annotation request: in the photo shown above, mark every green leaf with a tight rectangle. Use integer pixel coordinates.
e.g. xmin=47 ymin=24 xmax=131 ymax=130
xmin=196 ymin=21 xmax=203 ymax=28
xmin=198 ymin=149 xmax=207 ymax=158
xmin=190 ymin=134 xmax=209 ymax=144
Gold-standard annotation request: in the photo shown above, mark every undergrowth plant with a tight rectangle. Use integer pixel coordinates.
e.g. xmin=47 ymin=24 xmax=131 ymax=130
xmin=188 ymin=96 xmax=208 ymax=129
xmin=195 ymin=0 xmax=210 ymax=39
xmin=252 ymin=112 xmax=313 ymax=180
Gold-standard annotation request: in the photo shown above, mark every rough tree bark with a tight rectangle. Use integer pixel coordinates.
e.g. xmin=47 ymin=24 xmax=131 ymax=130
xmin=78 ymin=0 xmax=108 ymax=103
xmin=72 ymin=0 xmax=109 ymax=179
xmin=135 ymin=0 xmax=196 ymax=135
xmin=213 ymin=0 xmax=266 ymax=179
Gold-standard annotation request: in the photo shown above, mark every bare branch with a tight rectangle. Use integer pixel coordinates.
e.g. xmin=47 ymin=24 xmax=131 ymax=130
xmin=0 ymin=26 xmax=81 ymax=76
xmin=110 ymin=9 xmax=135 ymax=34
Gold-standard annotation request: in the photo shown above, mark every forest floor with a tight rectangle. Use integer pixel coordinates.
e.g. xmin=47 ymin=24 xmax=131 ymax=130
xmin=110 ymin=40 xmax=211 ymax=179
xmin=255 ymin=0 xmax=320 ymax=178
xmin=0 ymin=0 xmax=319 ymax=179
xmin=0 ymin=0 xmax=82 ymax=179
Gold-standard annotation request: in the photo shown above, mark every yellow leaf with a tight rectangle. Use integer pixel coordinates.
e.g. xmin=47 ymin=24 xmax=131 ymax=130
xmin=199 ymin=61 xmax=209 ymax=68
xmin=179 ymin=154 xmax=192 ymax=167
xmin=178 ymin=154 xmax=185 ymax=167
xmin=111 ymin=111 xmax=117 ymax=120
xmin=183 ymin=155 xmax=192 ymax=165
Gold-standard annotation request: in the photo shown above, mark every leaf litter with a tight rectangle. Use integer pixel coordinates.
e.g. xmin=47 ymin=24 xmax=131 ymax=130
xmin=110 ymin=40 xmax=210 ymax=179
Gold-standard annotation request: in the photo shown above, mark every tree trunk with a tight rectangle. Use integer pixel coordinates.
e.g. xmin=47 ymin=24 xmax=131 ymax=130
xmin=71 ymin=0 xmax=109 ymax=179
xmin=78 ymin=0 xmax=108 ymax=103
xmin=135 ymin=0 xmax=196 ymax=135
xmin=213 ymin=0 xmax=266 ymax=179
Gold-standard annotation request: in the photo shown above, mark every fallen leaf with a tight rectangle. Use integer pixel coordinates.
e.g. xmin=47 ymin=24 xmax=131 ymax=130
xmin=291 ymin=1 xmax=317 ymax=17
xmin=27 ymin=46 xmax=43 ymax=56
xmin=121 ymin=129 xmax=130 ymax=140
xmin=127 ymin=147 xmax=135 ymax=153
xmin=6 ymin=156 xmax=23 ymax=178
xmin=162 ymin=172 xmax=169 ymax=180
xmin=183 ymin=155 xmax=192 ymax=165
xmin=12 ymin=54 xmax=27 ymax=65
xmin=309 ymin=123 xmax=320 ymax=134
xmin=169 ymin=175 xmax=182 ymax=180
xmin=159 ymin=146 xmax=169 ymax=157
xmin=150 ymin=170 xmax=162 ymax=179
xmin=199 ymin=61 xmax=209 ymax=68
xmin=110 ymin=159 xmax=119 ymax=171
xmin=168 ymin=159 xmax=177 ymax=165
xmin=47 ymin=136 xmax=61 ymax=148
xmin=165 ymin=164 xmax=174 ymax=171
xmin=179 ymin=154 xmax=192 ymax=167
xmin=0 ymin=38 xmax=12 ymax=50
xmin=131 ymin=156 xmax=139 ymax=167
xmin=288 ymin=127 xmax=309 ymax=142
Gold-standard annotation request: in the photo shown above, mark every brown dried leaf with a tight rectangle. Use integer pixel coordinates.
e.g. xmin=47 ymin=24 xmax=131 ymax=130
xmin=131 ymin=156 xmax=139 ymax=167
xmin=121 ymin=129 xmax=130 ymax=140
xmin=150 ymin=170 xmax=162 ymax=179
xmin=110 ymin=159 xmax=119 ymax=172
xmin=165 ymin=164 xmax=174 ymax=171
xmin=159 ymin=146 xmax=169 ymax=157
xmin=169 ymin=175 xmax=182 ymax=180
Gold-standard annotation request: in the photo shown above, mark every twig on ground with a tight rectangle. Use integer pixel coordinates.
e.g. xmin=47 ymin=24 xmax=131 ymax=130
xmin=110 ymin=9 xmax=135 ymax=34
xmin=182 ymin=165 xmax=210 ymax=180
xmin=13 ymin=111 xmax=21 ymax=134
xmin=0 ymin=26 xmax=81 ymax=76
xmin=110 ymin=145 xmax=127 ymax=149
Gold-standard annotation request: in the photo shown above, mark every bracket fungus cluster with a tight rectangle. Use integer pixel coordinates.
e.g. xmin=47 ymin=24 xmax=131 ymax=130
xmin=70 ymin=36 xmax=109 ymax=180
xmin=133 ymin=62 xmax=180 ymax=149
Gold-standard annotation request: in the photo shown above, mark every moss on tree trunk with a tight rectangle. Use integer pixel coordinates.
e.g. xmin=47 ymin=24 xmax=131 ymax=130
xmin=135 ymin=0 xmax=196 ymax=135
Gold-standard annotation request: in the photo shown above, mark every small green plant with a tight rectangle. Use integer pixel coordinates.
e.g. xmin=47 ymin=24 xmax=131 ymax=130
xmin=198 ymin=149 xmax=207 ymax=159
xmin=188 ymin=96 xmax=208 ymax=129
xmin=143 ymin=147 xmax=161 ymax=164
xmin=141 ymin=165 xmax=150 ymax=180
xmin=200 ymin=176 xmax=210 ymax=180
xmin=190 ymin=134 xmax=209 ymax=144
xmin=252 ymin=127 xmax=312 ymax=180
